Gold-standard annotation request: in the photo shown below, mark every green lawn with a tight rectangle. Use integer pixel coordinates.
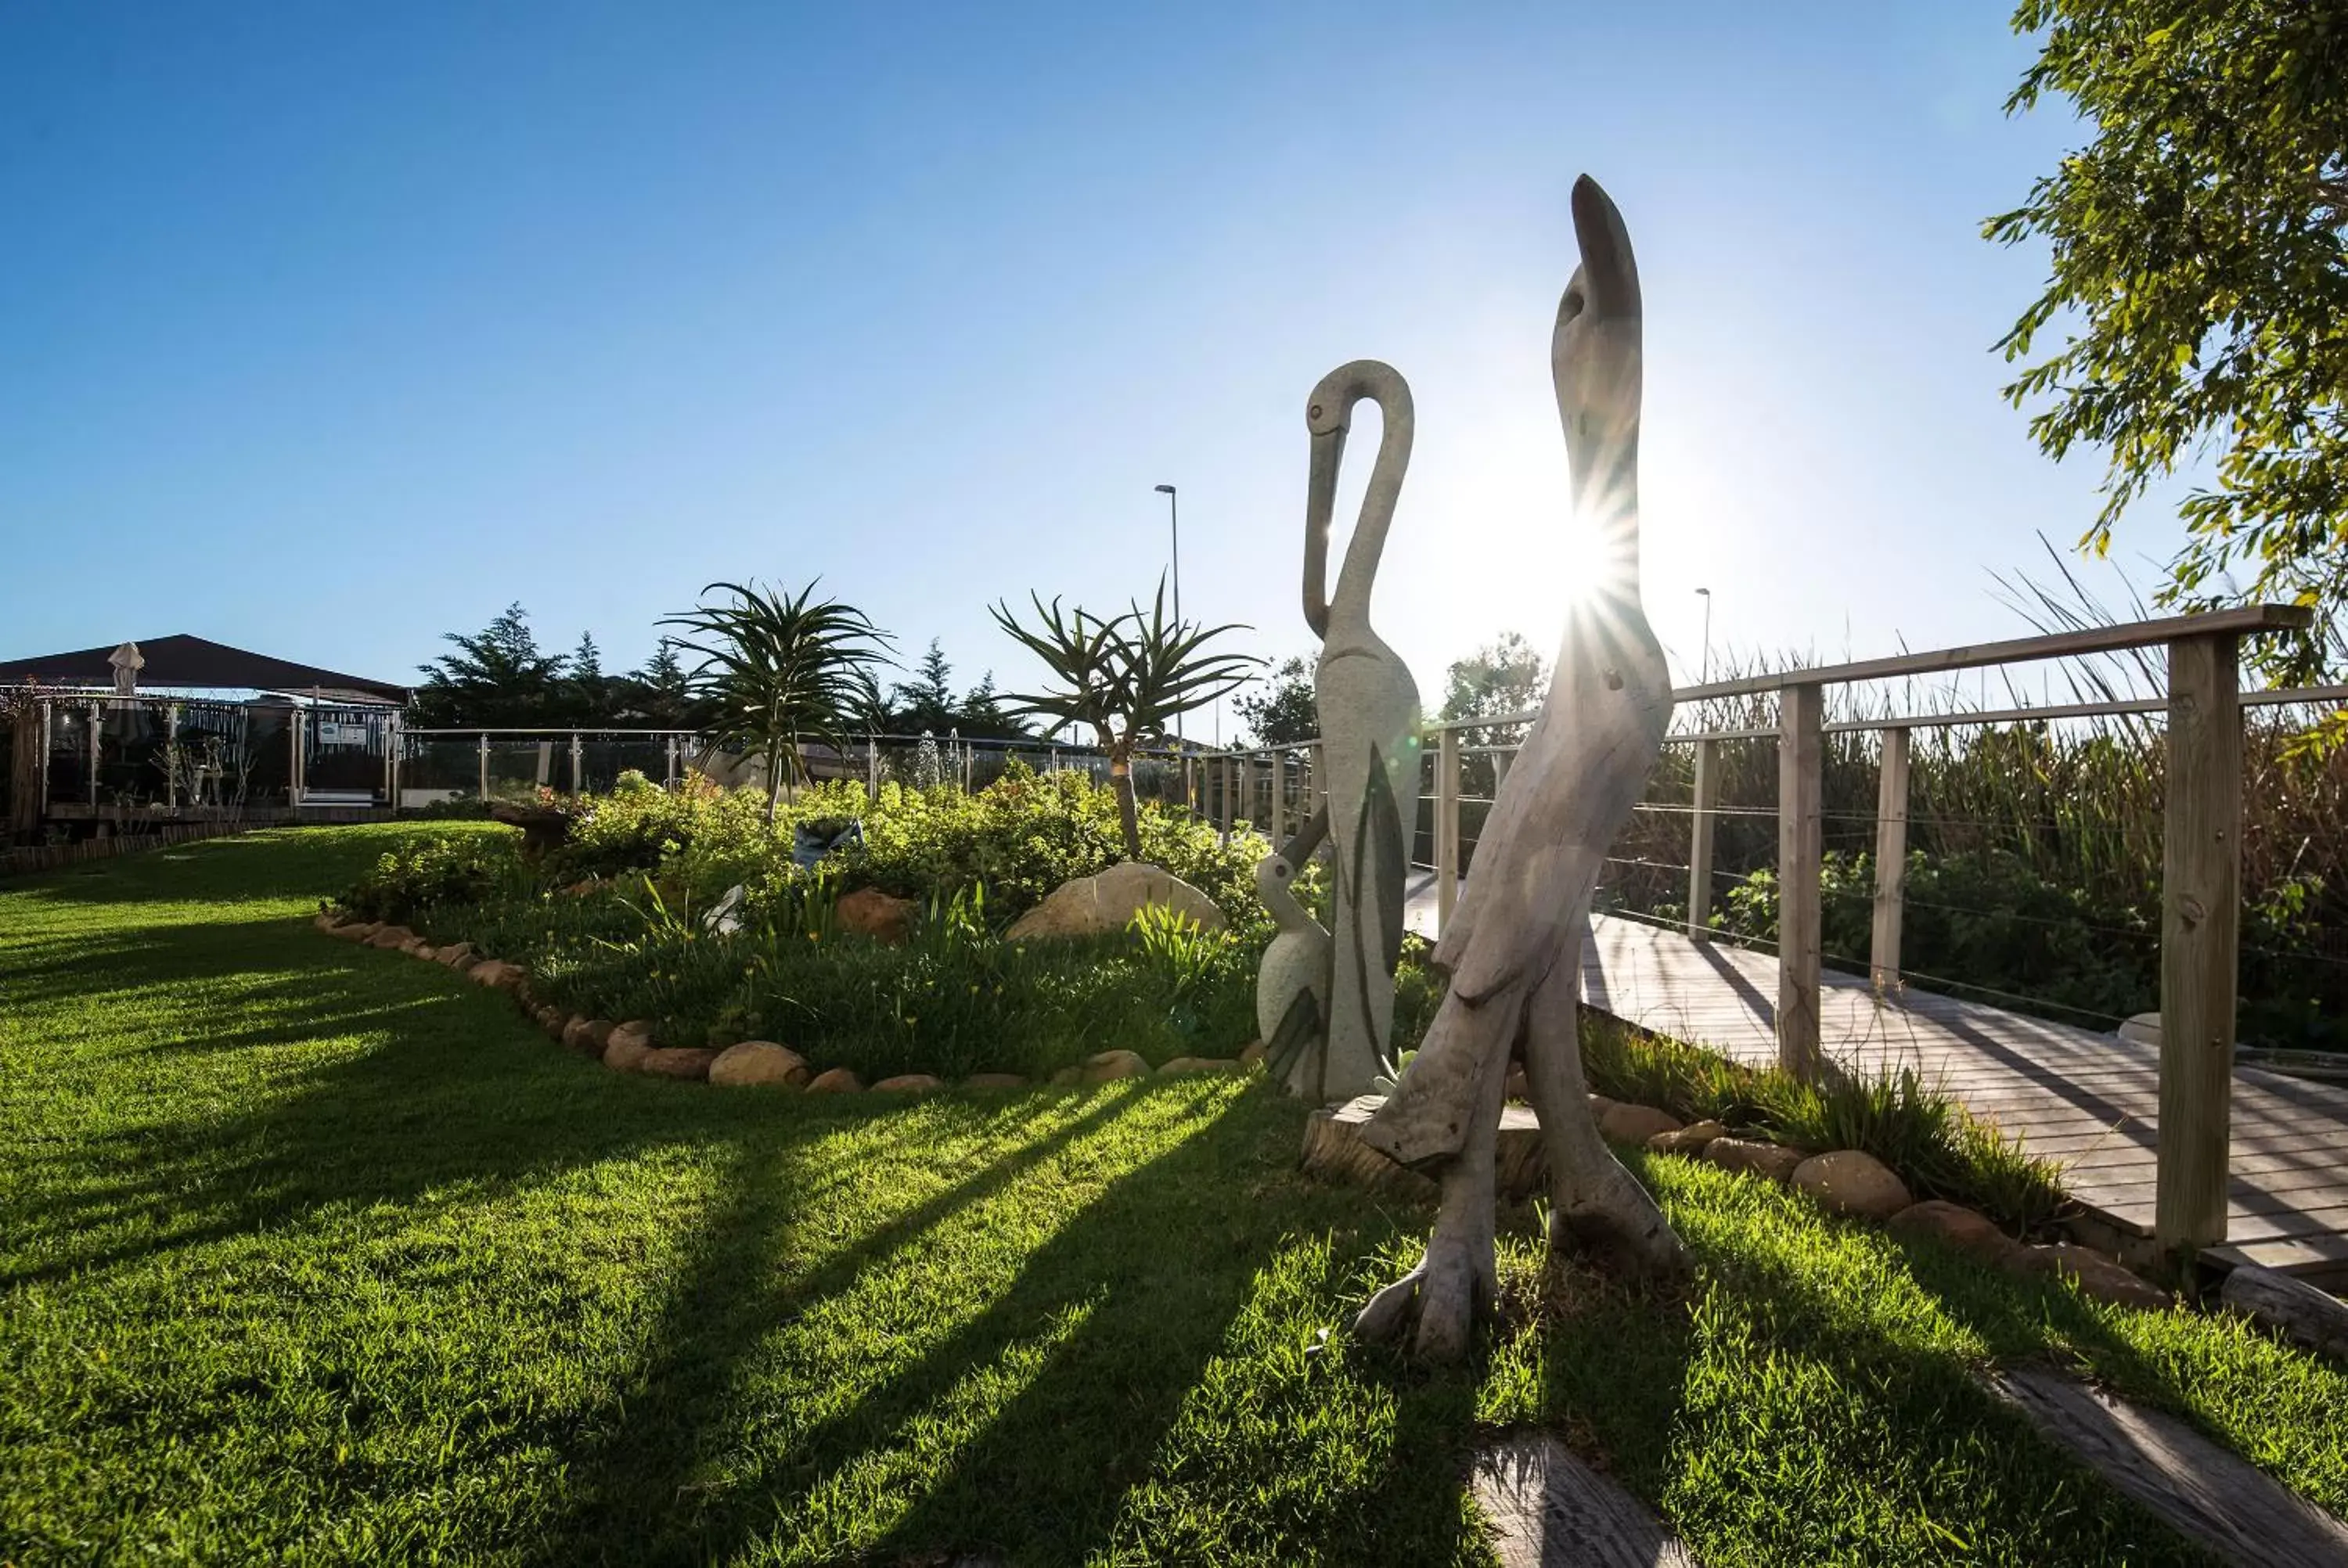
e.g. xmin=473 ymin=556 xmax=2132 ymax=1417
xmin=4 ymin=825 xmax=2345 ymax=1565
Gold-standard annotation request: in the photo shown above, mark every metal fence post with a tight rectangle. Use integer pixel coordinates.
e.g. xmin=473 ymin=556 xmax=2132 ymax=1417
xmin=1777 ymin=682 xmax=1823 ymax=1080
xmin=1435 ymin=726 xmax=1460 ymax=930
xmin=477 ymin=732 xmax=490 ymax=801
xmin=88 ymin=699 xmax=102 ymax=807
xmin=1870 ymin=727 xmax=1910 ymax=989
xmin=1687 ymin=737 xmax=1717 ymax=939
xmin=569 ymin=732 xmax=583 ymax=796
xmin=2156 ymin=631 xmax=2242 ymax=1253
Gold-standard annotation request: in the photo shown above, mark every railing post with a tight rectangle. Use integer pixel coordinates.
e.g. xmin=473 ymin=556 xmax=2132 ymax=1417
xmin=36 ymin=699 xmax=52 ymax=819
xmin=166 ymin=701 xmax=182 ymax=811
xmin=1435 ymin=726 xmax=1460 ymax=929
xmin=1686 ymin=737 xmax=1717 ymax=939
xmin=1777 ymin=682 xmax=1823 ymax=1079
xmin=477 ymin=732 xmax=489 ymax=801
xmin=88 ymin=699 xmax=102 ymax=807
xmin=569 ymin=732 xmax=583 ymax=795
xmin=2156 ymin=631 xmax=2241 ymax=1253
xmin=665 ymin=735 xmax=679 ymax=790
xmin=1870 ymin=726 xmax=1910 ymax=989
xmin=1493 ymin=746 xmax=1512 ymax=797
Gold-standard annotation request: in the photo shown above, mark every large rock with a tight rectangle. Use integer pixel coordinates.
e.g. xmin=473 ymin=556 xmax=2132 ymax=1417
xmin=434 ymin=942 xmax=476 ymax=968
xmin=1705 ymin=1136 xmax=1806 ymax=1184
xmin=1648 ymin=1119 xmax=1727 ymax=1155
xmin=1792 ymin=1150 xmax=1914 ymax=1220
xmin=326 ymin=919 xmax=380 ymax=943
xmin=1598 ymin=1102 xmax=1682 ymax=1146
xmin=1889 ymin=1199 xmax=2025 ymax=1266
xmin=1005 ymin=861 xmax=1226 ymax=942
xmin=708 ymin=1041 xmax=810 ymax=1088
xmin=2017 ymin=1244 xmax=2173 ymax=1312
xmin=1080 ymin=1049 xmax=1151 ymax=1083
xmin=806 ymin=1067 xmax=863 ymax=1094
xmin=873 ymin=1073 xmax=945 ymax=1093
xmin=837 ymin=887 xmax=917 ymax=945
xmin=639 ymin=1047 xmax=720 ymax=1081
xmin=963 ymin=1072 xmax=1029 ymax=1089
xmin=603 ymin=1021 xmax=656 ymax=1073
xmin=366 ymin=925 xmax=416 ymax=950
xmin=562 ymin=1017 xmax=614 ymax=1057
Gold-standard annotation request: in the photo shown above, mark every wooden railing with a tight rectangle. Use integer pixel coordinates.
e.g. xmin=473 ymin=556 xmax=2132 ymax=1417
xmin=1191 ymin=604 xmax=2339 ymax=1253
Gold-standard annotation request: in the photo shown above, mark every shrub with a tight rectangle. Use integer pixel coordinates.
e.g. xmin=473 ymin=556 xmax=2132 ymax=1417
xmin=342 ymin=833 xmax=526 ymax=926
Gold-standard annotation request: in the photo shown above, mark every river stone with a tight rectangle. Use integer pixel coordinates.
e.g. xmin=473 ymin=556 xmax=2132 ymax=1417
xmin=1004 ymin=861 xmax=1226 ymax=941
xmin=1588 ymin=1092 xmax=1618 ymax=1119
xmin=708 ymin=1041 xmax=810 ymax=1088
xmin=603 ymin=1021 xmax=656 ymax=1073
xmin=963 ymin=1072 xmax=1028 ymax=1089
xmin=327 ymin=919 xmax=378 ymax=942
xmin=1889 ymin=1200 xmax=2024 ymax=1266
xmin=640 ymin=1047 xmax=720 ymax=1081
xmin=806 ymin=1067 xmax=864 ymax=1093
xmin=1158 ymin=1056 xmax=1241 ymax=1075
xmin=434 ymin=942 xmax=476 ymax=967
xmin=1081 ymin=1049 xmax=1151 ymax=1083
xmin=366 ymin=925 xmax=415 ymax=950
xmin=534 ymin=1005 xmax=566 ymax=1039
xmin=1648 ymin=1118 xmax=1728 ymax=1155
xmin=470 ymin=960 xmax=526 ymax=991
xmin=1238 ymin=1041 xmax=1267 ymax=1067
xmin=1706 ymin=1137 xmax=1806 ymax=1183
xmin=561 ymin=1016 xmax=613 ymax=1056
xmin=1598 ymin=1102 xmax=1682 ymax=1145
xmin=837 ymin=887 xmax=917 ymax=945
xmin=1049 ymin=1066 xmax=1083 ymax=1086
xmin=2018 ymin=1244 xmax=2173 ymax=1312
xmin=1793 ymin=1150 xmax=1914 ymax=1219
xmin=399 ymin=935 xmax=431 ymax=956
xmin=873 ymin=1073 xmax=945 ymax=1092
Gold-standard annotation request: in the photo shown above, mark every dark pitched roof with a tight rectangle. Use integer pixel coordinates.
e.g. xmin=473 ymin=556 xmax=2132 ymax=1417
xmin=0 ymin=635 xmax=408 ymax=705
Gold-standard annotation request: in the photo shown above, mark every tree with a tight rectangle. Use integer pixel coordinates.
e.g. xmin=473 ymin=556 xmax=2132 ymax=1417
xmin=1439 ymin=632 xmax=1550 ymax=795
xmin=1988 ymin=0 xmax=2348 ymax=685
xmin=412 ymin=603 xmax=571 ymax=727
xmin=623 ymin=638 xmax=699 ymax=729
xmin=564 ymin=633 xmax=613 ymax=725
xmin=1235 ymin=656 xmax=1319 ymax=746
xmin=888 ymin=640 xmax=960 ymax=733
xmin=661 ymin=581 xmax=893 ymax=822
xmin=953 ymin=671 xmax=1029 ymax=739
xmin=992 ymin=578 xmax=1259 ymax=857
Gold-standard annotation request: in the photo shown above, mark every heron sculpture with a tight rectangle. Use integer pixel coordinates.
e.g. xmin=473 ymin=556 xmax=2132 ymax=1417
xmin=1296 ymin=359 xmax=1423 ymax=1102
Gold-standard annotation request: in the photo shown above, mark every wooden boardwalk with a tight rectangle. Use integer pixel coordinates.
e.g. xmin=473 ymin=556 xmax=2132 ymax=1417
xmin=1403 ymin=880 xmax=2348 ymax=1279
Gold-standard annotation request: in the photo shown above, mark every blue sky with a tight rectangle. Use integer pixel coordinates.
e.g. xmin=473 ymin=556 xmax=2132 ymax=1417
xmin=0 ymin=2 xmax=2184 ymax=732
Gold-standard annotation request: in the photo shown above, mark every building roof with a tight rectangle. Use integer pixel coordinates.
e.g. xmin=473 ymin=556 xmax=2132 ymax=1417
xmin=0 ymin=635 xmax=409 ymax=706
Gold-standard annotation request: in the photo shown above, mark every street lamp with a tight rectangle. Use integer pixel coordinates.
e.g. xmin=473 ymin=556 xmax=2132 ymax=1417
xmin=1695 ymin=587 xmax=1713 ymax=685
xmin=1155 ymin=483 xmax=1183 ymax=742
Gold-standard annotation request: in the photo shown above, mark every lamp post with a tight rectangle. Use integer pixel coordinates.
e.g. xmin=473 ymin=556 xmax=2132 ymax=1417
xmin=1696 ymin=587 xmax=1712 ymax=685
xmin=1155 ymin=483 xmax=1183 ymax=742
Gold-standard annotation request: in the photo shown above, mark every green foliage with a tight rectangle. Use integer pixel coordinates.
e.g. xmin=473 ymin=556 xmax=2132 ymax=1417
xmin=1989 ymin=0 xmax=2348 ymax=684
xmin=992 ymin=576 xmax=1260 ymax=854
xmin=1234 ymin=656 xmax=1319 ymax=746
xmin=662 ymin=579 xmax=893 ymax=820
xmin=341 ymin=833 xmax=526 ymax=925
xmin=1576 ymin=1017 xmax=2069 ymax=1233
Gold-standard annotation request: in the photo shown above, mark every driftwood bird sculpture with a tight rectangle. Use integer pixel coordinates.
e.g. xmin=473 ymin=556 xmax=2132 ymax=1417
xmin=1297 ymin=359 xmax=1422 ymax=1102
xmin=1355 ymin=175 xmax=1688 ymax=1361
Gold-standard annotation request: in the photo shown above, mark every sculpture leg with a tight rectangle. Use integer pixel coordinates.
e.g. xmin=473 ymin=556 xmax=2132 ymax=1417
xmin=1520 ymin=933 xmax=1688 ymax=1281
xmin=1353 ymin=1027 xmax=1507 ymax=1361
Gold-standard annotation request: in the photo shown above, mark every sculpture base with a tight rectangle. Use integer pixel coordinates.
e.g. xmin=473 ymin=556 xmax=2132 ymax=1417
xmin=1302 ymin=1094 xmax=1547 ymax=1201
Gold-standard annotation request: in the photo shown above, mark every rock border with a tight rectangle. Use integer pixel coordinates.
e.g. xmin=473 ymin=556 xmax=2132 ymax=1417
xmin=312 ymin=908 xmax=1263 ymax=1098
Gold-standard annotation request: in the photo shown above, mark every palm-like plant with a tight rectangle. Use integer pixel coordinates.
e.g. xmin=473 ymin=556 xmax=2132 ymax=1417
xmin=992 ymin=577 xmax=1259 ymax=857
xmin=662 ymin=581 xmax=892 ymax=823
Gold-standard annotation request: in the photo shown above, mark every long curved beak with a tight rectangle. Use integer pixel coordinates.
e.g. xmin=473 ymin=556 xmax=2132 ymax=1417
xmin=1303 ymin=425 xmax=1345 ymax=641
